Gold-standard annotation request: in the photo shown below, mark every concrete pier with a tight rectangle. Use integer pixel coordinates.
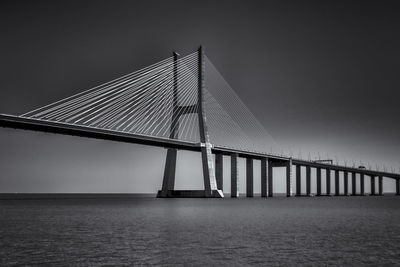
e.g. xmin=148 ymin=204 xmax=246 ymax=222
xmin=378 ymin=176 xmax=383 ymax=195
xmin=261 ymin=158 xmax=267 ymax=197
xmin=160 ymin=148 xmax=177 ymax=197
xmin=352 ymin=172 xmax=356 ymax=195
xmin=326 ymin=169 xmax=331 ymax=196
xmin=306 ymin=165 xmax=311 ymax=196
xmin=296 ymin=165 xmax=301 ymax=196
xmin=268 ymin=159 xmax=273 ymax=197
xmin=316 ymin=167 xmax=321 ymax=196
xmin=231 ymin=153 xmax=239 ymax=197
xmin=360 ymin=173 xmax=365 ymax=195
xmin=246 ymin=158 xmax=254 ymax=197
xmin=159 ymin=52 xmax=180 ymax=198
xmin=335 ymin=170 xmax=340 ymax=196
xmin=396 ymin=179 xmax=400 ymax=195
xmin=370 ymin=175 xmax=375 ymax=195
xmin=215 ymin=153 xmax=223 ymax=191
xmin=286 ymin=160 xmax=292 ymax=197
xmin=344 ymin=171 xmax=348 ymax=195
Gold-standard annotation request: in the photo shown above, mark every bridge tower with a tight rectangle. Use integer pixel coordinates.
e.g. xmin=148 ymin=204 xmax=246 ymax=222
xmin=157 ymin=46 xmax=223 ymax=198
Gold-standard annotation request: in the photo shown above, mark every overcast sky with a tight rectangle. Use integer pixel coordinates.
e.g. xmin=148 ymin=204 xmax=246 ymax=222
xmin=0 ymin=0 xmax=399 ymax=193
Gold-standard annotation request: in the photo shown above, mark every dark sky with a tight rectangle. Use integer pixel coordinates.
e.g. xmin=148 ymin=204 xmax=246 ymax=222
xmin=0 ymin=0 xmax=399 ymax=193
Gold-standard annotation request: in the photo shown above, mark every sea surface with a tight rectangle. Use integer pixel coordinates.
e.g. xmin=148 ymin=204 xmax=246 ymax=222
xmin=1 ymin=195 xmax=400 ymax=266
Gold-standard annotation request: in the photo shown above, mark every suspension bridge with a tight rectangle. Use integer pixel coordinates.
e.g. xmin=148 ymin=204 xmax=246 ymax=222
xmin=0 ymin=47 xmax=399 ymax=198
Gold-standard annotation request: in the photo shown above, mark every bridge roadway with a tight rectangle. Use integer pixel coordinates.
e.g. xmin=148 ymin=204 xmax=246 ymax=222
xmin=1 ymin=113 xmax=399 ymax=196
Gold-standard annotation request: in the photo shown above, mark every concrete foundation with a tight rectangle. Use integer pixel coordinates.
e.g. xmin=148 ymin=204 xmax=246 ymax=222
xmin=157 ymin=190 xmax=223 ymax=198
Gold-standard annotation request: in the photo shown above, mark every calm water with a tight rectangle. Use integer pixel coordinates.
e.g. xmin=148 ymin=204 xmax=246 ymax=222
xmin=1 ymin=196 xmax=400 ymax=266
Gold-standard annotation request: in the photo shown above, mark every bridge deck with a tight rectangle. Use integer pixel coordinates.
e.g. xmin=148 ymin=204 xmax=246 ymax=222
xmin=0 ymin=114 xmax=200 ymax=151
xmin=0 ymin=114 xmax=398 ymax=180
xmin=292 ymin=159 xmax=399 ymax=179
xmin=0 ymin=114 xmax=287 ymax=160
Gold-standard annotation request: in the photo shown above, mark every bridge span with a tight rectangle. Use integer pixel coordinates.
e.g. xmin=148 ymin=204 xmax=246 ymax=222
xmin=1 ymin=46 xmax=399 ymax=198
xmin=1 ymin=113 xmax=399 ymax=197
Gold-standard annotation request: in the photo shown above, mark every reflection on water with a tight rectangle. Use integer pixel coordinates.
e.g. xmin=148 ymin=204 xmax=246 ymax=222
xmin=1 ymin=196 xmax=400 ymax=265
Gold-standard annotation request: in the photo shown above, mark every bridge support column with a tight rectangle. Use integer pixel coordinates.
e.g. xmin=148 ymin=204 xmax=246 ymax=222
xmin=197 ymin=46 xmax=222 ymax=198
xmin=344 ymin=171 xmax=348 ymax=196
xmin=261 ymin=158 xmax=268 ymax=197
xmin=370 ymin=175 xmax=376 ymax=196
xmin=335 ymin=170 xmax=340 ymax=196
xmin=352 ymin=172 xmax=357 ymax=195
xmin=360 ymin=173 xmax=365 ymax=196
xmin=215 ymin=153 xmax=223 ymax=191
xmin=296 ymin=165 xmax=301 ymax=196
xmin=158 ymin=52 xmax=180 ymax=198
xmin=316 ymin=167 xmax=321 ymax=196
xmin=159 ymin=148 xmax=177 ymax=197
xmin=326 ymin=169 xmax=331 ymax=196
xmin=246 ymin=158 xmax=254 ymax=197
xmin=286 ymin=159 xmax=292 ymax=197
xmin=231 ymin=153 xmax=239 ymax=198
xmin=268 ymin=159 xmax=273 ymax=197
xmin=157 ymin=48 xmax=222 ymax=198
xmin=306 ymin=165 xmax=311 ymax=196
xmin=378 ymin=176 xmax=383 ymax=195
xmin=396 ymin=179 xmax=400 ymax=196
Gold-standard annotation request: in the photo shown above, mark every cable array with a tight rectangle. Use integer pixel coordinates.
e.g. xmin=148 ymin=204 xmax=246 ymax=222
xmin=204 ymin=56 xmax=280 ymax=155
xmin=21 ymin=51 xmax=280 ymax=154
xmin=21 ymin=52 xmax=201 ymax=143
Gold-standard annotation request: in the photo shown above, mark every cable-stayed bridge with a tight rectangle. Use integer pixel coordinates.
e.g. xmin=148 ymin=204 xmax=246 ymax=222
xmin=1 ymin=47 xmax=399 ymax=197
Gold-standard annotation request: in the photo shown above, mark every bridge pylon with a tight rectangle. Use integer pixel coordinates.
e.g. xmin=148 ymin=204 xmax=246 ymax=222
xmin=157 ymin=46 xmax=223 ymax=198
